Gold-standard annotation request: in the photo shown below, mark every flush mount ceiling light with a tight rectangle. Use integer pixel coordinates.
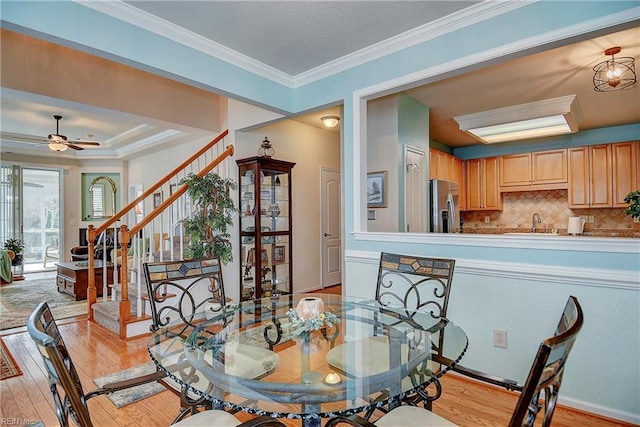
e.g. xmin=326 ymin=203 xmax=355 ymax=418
xmin=593 ymin=46 xmax=637 ymax=92
xmin=454 ymin=95 xmax=583 ymax=144
xmin=321 ymin=115 xmax=340 ymax=128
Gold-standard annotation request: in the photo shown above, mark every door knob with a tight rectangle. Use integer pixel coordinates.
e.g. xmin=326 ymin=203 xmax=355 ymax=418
xmin=323 ymin=233 xmax=332 ymax=237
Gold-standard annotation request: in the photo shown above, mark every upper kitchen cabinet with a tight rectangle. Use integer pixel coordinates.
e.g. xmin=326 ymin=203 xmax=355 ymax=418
xmin=465 ymin=157 xmax=501 ymax=211
xmin=612 ymin=141 xmax=638 ymax=207
xmin=429 ymin=149 xmax=462 ymax=184
xmin=500 ymin=149 xmax=567 ymax=191
xmin=568 ymin=142 xmax=637 ymax=209
xmin=568 ymin=144 xmax=612 ymax=208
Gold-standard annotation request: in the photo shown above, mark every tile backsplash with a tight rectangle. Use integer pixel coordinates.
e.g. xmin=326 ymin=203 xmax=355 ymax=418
xmin=461 ymin=190 xmax=640 ymax=237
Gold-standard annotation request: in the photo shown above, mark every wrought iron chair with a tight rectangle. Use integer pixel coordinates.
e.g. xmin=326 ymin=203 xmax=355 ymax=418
xmin=144 ymin=258 xmax=279 ymax=423
xmin=324 ymin=295 xmax=584 ymax=427
xmin=26 ymin=301 xmax=284 ymax=427
xmin=326 ymin=252 xmax=456 ymax=414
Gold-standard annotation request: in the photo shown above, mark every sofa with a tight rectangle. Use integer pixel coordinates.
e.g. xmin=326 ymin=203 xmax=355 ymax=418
xmin=70 ymin=229 xmax=115 ymax=262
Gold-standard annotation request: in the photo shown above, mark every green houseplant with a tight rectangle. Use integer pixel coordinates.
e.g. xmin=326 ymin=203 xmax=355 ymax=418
xmin=4 ymin=238 xmax=25 ymax=266
xmin=180 ymin=172 xmax=237 ymax=264
xmin=624 ymin=190 xmax=640 ymax=221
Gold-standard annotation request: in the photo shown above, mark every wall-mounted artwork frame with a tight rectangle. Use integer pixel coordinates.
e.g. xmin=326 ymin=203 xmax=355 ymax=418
xmin=367 ymin=170 xmax=387 ymax=208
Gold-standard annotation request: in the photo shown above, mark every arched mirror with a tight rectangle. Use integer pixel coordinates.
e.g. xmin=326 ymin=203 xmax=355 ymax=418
xmin=82 ymin=173 xmax=120 ymax=220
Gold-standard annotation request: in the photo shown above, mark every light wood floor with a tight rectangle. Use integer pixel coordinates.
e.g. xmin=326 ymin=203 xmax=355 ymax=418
xmin=0 ymin=288 xmax=632 ymax=427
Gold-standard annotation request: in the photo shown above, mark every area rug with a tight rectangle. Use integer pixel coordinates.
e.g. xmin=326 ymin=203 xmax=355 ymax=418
xmin=0 ymin=337 xmax=22 ymax=380
xmin=93 ymin=362 xmax=166 ymax=408
xmin=0 ymin=277 xmax=87 ymax=330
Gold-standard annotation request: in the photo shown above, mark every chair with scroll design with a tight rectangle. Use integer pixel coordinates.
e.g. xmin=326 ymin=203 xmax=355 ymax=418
xmin=326 ymin=252 xmax=456 ymax=414
xmin=26 ymin=301 xmax=284 ymax=427
xmin=144 ymin=258 xmax=279 ymax=423
xmin=325 ymin=296 xmax=584 ymax=427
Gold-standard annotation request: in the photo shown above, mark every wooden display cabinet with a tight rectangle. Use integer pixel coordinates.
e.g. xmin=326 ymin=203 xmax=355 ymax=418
xmin=237 ymin=156 xmax=295 ymax=301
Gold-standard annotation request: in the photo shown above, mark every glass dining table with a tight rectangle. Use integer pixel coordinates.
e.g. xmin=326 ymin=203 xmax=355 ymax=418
xmin=147 ymin=294 xmax=468 ymax=427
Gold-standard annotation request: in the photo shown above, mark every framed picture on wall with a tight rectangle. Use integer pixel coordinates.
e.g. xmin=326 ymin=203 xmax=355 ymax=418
xmin=367 ymin=171 xmax=387 ymax=208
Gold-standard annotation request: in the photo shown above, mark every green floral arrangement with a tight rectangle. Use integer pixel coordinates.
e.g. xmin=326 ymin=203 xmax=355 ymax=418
xmin=624 ymin=191 xmax=640 ymax=220
xmin=3 ymin=238 xmax=25 ymax=254
xmin=286 ymin=308 xmax=339 ymax=336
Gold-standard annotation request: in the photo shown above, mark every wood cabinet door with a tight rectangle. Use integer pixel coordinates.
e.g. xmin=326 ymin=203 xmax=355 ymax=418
xmin=429 ymin=148 xmax=438 ymax=180
xmin=612 ymin=142 xmax=637 ymax=207
xmin=500 ymin=153 xmax=531 ymax=187
xmin=483 ymin=157 xmax=501 ymax=210
xmin=465 ymin=159 xmax=482 ymax=210
xmin=532 ymin=149 xmax=567 ymax=184
xmin=589 ymin=144 xmax=612 ymax=207
xmin=568 ymin=147 xmax=589 ymax=208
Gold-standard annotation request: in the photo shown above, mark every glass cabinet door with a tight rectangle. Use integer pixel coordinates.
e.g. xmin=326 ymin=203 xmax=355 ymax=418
xmin=237 ymin=157 xmax=295 ymax=301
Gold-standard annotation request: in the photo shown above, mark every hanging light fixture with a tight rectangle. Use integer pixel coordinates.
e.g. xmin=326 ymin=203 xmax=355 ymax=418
xmin=593 ymin=46 xmax=637 ymax=92
xmin=321 ymin=115 xmax=340 ymax=128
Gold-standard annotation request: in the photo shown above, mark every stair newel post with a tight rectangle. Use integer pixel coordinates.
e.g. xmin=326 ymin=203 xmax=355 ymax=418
xmin=87 ymin=225 xmax=97 ymax=320
xmin=119 ymin=225 xmax=131 ymax=339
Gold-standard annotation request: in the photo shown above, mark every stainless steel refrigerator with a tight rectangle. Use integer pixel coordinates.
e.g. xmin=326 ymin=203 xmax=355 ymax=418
xmin=429 ymin=179 xmax=460 ymax=233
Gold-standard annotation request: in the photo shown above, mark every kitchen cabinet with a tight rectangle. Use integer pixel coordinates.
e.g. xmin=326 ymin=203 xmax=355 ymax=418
xmin=431 ymin=149 xmax=465 ymax=210
xmin=612 ymin=141 xmax=638 ymax=207
xmin=500 ymin=149 xmax=567 ymax=191
xmin=568 ymin=145 xmax=612 ymax=208
xmin=237 ymin=156 xmax=295 ymax=301
xmin=465 ymin=157 xmax=501 ymax=211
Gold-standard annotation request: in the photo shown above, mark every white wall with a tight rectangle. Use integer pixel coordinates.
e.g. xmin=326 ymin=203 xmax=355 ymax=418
xmin=367 ymin=97 xmax=399 ymax=232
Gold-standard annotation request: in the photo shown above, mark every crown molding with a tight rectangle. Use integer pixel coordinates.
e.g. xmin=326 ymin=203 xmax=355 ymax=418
xmin=75 ymin=0 xmax=294 ymax=88
xmin=293 ymin=0 xmax=532 ymax=87
xmin=76 ymin=0 xmax=530 ymax=90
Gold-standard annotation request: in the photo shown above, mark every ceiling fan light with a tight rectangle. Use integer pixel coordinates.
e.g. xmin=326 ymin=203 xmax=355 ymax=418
xmin=48 ymin=133 xmax=67 ymax=143
xmin=321 ymin=116 xmax=340 ymax=128
xmin=49 ymin=142 xmax=68 ymax=152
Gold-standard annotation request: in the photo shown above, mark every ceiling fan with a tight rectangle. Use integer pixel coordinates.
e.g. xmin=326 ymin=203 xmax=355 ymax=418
xmin=45 ymin=115 xmax=101 ymax=151
xmin=0 ymin=114 xmax=101 ymax=152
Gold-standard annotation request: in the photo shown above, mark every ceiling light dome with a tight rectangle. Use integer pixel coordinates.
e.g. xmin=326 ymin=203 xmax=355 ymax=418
xmin=321 ymin=116 xmax=340 ymax=128
xmin=48 ymin=142 xmax=68 ymax=152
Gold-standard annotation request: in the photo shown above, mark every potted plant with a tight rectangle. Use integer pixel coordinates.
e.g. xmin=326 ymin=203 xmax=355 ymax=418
xmin=180 ymin=172 xmax=238 ymax=264
xmin=4 ymin=238 xmax=25 ymax=266
xmin=624 ymin=190 xmax=640 ymax=221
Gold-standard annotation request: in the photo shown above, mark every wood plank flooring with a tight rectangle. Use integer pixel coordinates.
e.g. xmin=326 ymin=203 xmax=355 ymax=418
xmin=0 ymin=287 xmax=632 ymax=426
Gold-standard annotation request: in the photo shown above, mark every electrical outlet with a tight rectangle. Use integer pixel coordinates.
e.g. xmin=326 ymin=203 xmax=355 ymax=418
xmin=485 ymin=216 xmax=490 ymax=223
xmin=588 ymin=216 xmax=595 ymax=223
xmin=493 ymin=328 xmax=507 ymax=349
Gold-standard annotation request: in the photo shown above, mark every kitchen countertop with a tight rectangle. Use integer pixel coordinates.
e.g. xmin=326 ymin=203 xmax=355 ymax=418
xmin=462 ymin=228 xmax=640 ymax=238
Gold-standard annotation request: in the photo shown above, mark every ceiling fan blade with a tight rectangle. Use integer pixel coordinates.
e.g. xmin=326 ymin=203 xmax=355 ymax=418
xmin=66 ymin=144 xmax=85 ymax=151
xmin=71 ymin=140 xmax=101 ymax=146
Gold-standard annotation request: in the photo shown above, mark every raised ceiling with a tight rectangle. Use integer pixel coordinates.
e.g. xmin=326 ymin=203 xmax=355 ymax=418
xmin=1 ymin=2 xmax=638 ymax=158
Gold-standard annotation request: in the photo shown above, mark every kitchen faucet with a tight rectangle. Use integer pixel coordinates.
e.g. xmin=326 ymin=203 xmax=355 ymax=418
xmin=532 ymin=213 xmax=542 ymax=233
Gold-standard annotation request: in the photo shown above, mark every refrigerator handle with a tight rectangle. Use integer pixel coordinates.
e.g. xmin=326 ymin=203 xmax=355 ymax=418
xmin=447 ymin=193 xmax=456 ymax=233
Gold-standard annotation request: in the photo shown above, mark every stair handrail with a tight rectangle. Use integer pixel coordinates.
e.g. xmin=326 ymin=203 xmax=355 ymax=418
xmin=86 ymin=129 xmax=230 ymax=327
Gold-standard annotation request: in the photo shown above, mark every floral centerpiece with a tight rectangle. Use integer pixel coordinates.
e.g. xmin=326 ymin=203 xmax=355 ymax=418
xmin=624 ymin=191 xmax=640 ymax=220
xmin=286 ymin=297 xmax=339 ymax=336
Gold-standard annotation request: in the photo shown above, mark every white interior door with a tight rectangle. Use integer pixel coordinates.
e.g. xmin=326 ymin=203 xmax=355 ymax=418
xmin=405 ymin=145 xmax=426 ymax=232
xmin=321 ymin=168 xmax=341 ymax=288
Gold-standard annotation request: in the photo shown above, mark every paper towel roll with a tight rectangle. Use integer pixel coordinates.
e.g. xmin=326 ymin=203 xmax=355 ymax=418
xmin=567 ymin=217 xmax=584 ymax=235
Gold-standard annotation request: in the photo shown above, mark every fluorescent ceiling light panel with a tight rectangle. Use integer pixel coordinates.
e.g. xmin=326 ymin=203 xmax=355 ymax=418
xmin=454 ymin=95 xmax=582 ymax=144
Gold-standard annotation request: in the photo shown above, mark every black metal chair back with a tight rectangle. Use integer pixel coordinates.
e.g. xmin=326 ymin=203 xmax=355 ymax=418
xmin=510 ymin=295 xmax=583 ymax=427
xmin=144 ymin=258 xmax=226 ymax=334
xmin=27 ymin=302 xmax=93 ymax=427
xmin=376 ymin=252 xmax=455 ymax=319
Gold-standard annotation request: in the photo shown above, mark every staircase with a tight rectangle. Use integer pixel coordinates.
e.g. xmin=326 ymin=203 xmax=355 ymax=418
xmin=84 ymin=130 xmax=234 ymax=338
